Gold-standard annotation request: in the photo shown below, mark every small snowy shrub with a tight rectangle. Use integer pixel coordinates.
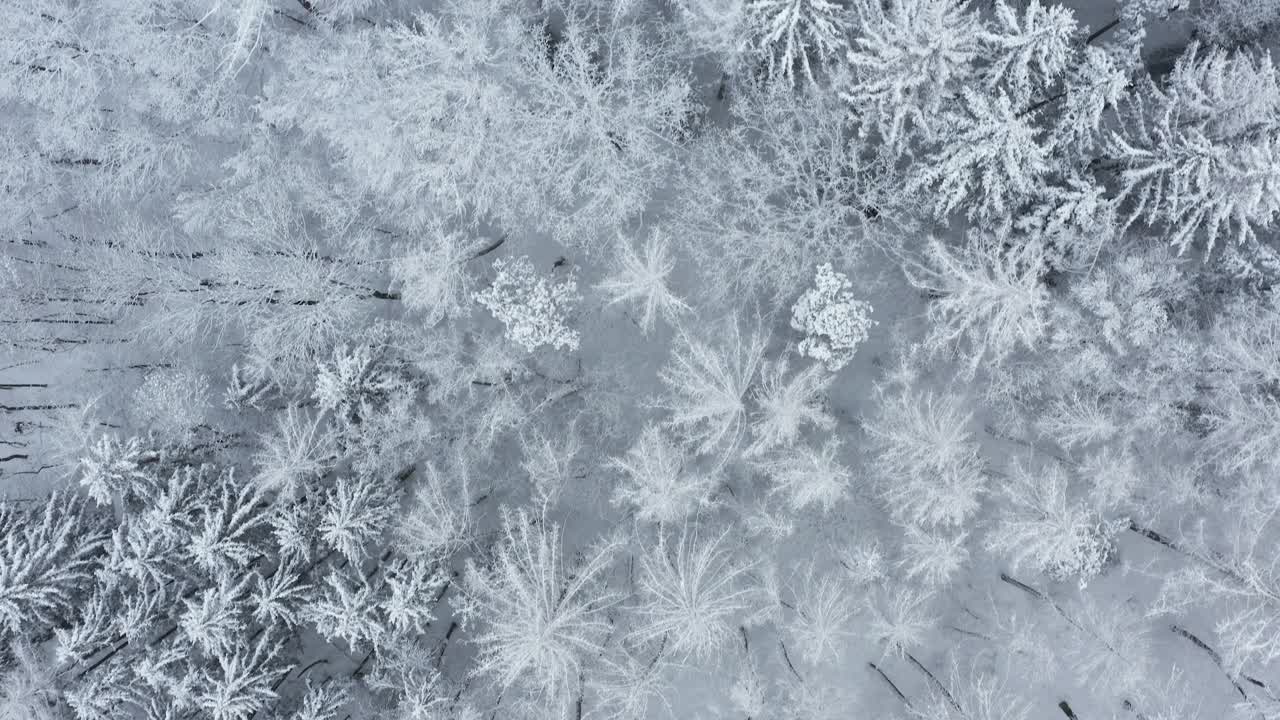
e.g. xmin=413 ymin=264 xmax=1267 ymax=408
xmin=791 ymin=263 xmax=875 ymax=371
xmin=132 ymin=369 xmax=210 ymax=442
xmin=474 ymin=256 xmax=581 ymax=353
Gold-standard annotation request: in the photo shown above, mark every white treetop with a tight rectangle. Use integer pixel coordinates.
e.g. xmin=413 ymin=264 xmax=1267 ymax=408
xmin=791 ymin=263 xmax=875 ymax=372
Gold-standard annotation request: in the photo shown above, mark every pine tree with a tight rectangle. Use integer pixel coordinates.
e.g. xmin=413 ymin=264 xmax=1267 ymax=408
xmin=609 ymin=424 xmax=717 ymax=525
xmin=745 ymin=0 xmax=849 ymax=86
xmin=978 ymin=0 xmax=1078 ymax=105
xmin=909 ymin=88 xmax=1050 ymax=220
xmin=844 ymin=0 xmax=984 ymax=151
xmin=187 ymin=477 xmax=268 ymax=578
xmin=864 ymin=387 xmax=988 ymax=528
xmin=985 ymin=459 xmax=1122 ymax=588
xmin=658 ymin=316 xmax=767 ymax=458
xmin=0 ymin=492 xmax=107 ymax=645
xmin=595 ymin=229 xmax=690 ymax=336
xmin=318 ymin=475 xmax=399 ymax=565
xmin=752 ymin=439 xmax=851 ymax=513
xmin=631 ymin=526 xmax=754 ymax=661
xmin=1105 ymin=41 xmax=1280 ymax=257
xmin=307 ymin=565 xmax=387 ymax=652
xmin=746 ymin=355 xmax=836 ymax=457
xmin=458 ymin=508 xmax=620 ymax=708
xmin=902 ymin=236 xmax=1049 ymax=372
xmin=196 ymin=633 xmax=288 ymax=720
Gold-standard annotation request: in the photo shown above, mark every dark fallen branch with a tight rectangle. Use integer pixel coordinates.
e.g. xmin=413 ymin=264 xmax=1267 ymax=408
xmin=472 ymin=233 xmax=508 ymax=259
xmin=779 ymin=640 xmax=804 ymax=683
xmin=1127 ymin=521 xmax=1182 ymax=553
xmin=868 ymin=662 xmax=912 ymax=709
xmin=1059 ymin=700 xmax=1080 ymax=719
xmin=1 ymin=403 xmax=78 ymax=412
xmin=906 ymin=652 xmax=962 ymax=714
xmin=1086 ymin=18 xmax=1122 ymax=45
xmin=998 ymin=572 xmax=1046 ymax=601
xmin=1170 ymin=624 xmax=1249 ymax=699
xmin=431 ymin=621 xmax=459 ymax=669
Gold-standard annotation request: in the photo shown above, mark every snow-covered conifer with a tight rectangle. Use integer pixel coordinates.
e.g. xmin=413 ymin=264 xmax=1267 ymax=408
xmin=595 ymin=230 xmax=690 ymax=335
xmin=609 ymin=424 xmax=717 ymax=525
xmin=313 ymin=344 xmax=400 ymax=426
xmin=631 ymin=526 xmax=753 ymax=661
xmin=790 ymin=263 xmax=875 ymax=372
xmin=659 ymin=316 xmax=767 ymax=457
xmin=979 ymin=0 xmax=1078 ymax=104
xmin=474 ymin=256 xmax=581 ymax=353
xmin=747 ymin=355 xmax=835 ymax=457
xmin=79 ymin=434 xmax=155 ymax=506
xmin=910 ymin=88 xmax=1050 ymax=220
xmin=844 ymin=0 xmax=983 ymax=150
xmin=459 ymin=508 xmax=619 ymax=708
xmin=250 ymin=562 xmax=310 ymax=630
xmin=745 ymin=0 xmax=849 ymax=86
xmin=380 ymin=558 xmax=447 ymax=639
xmin=307 ymin=566 xmax=386 ymax=651
xmin=903 ymin=236 xmax=1048 ymax=371
xmin=864 ymin=388 xmax=987 ymax=528
xmin=0 ymin=492 xmax=106 ymax=643
xmin=1106 ymin=42 xmax=1280 ymax=256
xmin=289 ymin=681 xmax=348 ymax=720
xmin=188 ymin=477 xmax=268 ymax=577
xmin=986 ymin=460 xmax=1121 ymax=588
xmin=319 ymin=475 xmax=399 ymax=564
xmin=753 ymin=439 xmax=851 ymax=513
xmin=196 ymin=633 xmax=288 ymax=720
xmin=180 ymin=573 xmax=252 ymax=658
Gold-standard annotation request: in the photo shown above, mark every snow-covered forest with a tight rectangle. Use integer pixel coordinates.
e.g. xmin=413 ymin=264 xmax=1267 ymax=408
xmin=3 ymin=0 xmax=1280 ymax=718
